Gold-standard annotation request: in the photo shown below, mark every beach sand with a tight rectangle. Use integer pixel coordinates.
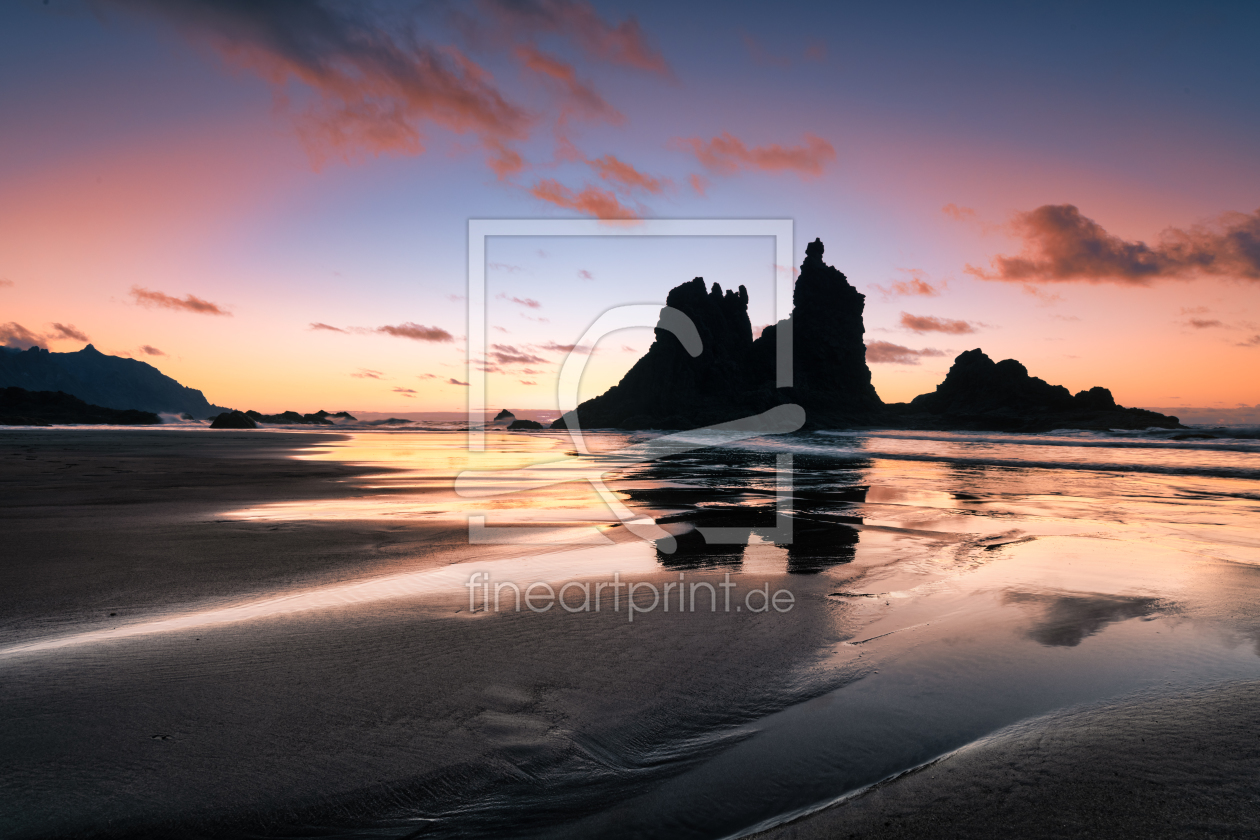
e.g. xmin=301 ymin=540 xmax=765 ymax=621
xmin=753 ymin=680 xmax=1260 ymax=840
xmin=1 ymin=428 xmax=1258 ymax=839
xmin=0 ymin=430 xmax=856 ymax=838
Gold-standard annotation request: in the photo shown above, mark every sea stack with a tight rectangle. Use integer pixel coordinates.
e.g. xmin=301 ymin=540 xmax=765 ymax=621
xmin=552 ymin=238 xmax=884 ymax=430
xmin=758 ymin=237 xmax=883 ymax=424
xmin=887 ymin=349 xmax=1181 ymax=432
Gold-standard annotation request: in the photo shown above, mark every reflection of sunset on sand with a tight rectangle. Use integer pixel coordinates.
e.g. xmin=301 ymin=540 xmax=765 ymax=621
xmin=2 ymin=427 xmax=1258 ymax=837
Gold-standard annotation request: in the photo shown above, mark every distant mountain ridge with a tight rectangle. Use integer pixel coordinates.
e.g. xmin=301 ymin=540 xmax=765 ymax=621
xmin=0 ymin=387 xmax=161 ymax=426
xmin=0 ymin=345 xmax=228 ymax=418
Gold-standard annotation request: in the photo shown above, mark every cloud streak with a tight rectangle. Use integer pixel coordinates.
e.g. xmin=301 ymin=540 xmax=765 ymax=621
xmin=529 ymin=178 xmax=637 ymax=219
xmin=0 ymin=322 xmax=46 ymax=350
xmin=48 ymin=323 xmax=90 ymax=342
xmin=131 ymin=286 xmax=231 ymax=316
xmin=108 ymin=0 xmax=669 ymax=190
xmin=490 ymin=343 xmax=548 ymax=365
xmin=107 ymin=0 xmax=532 ymax=170
xmin=476 ymin=0 xmax=670 ymax=76
xmin=866 ymin=341 xmax=946 ymax=365
xmin=968 ymin=205 xmax=1260 ymax=285
xmin=588 ymin=154 xmax=667 ymax=194
xmin=674 ymin=132 xmax=835 ymax=177
xmin=376 ymin=323 xmax=454 ymax=342
xmin=537 ymin=341 xmax=591 ymax=354
xmin=139 ymin=345 xmax=166 ymax=356
xmin=495 ymin=292 xmax=541 ymax=309
xmin=899 ymin=312 xmax=978 ymax=334
xmin=873 ymin=269 xmax=942 ymax=298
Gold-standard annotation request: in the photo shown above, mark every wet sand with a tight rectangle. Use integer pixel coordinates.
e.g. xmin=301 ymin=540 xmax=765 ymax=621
xmin=1 ymin=428 xmax=1258 ymax=838
xmin=0 ymin=430 xmax=854 ymax=838
xmin=754 ymin=680 xmax=1260 ymax=840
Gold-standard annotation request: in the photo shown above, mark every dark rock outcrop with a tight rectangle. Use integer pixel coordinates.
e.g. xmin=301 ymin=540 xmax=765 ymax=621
xmin=548 ymin=238 xmax=1176 ymax=434
xmin=885 ymin=349 xmax=1180 ymax=432
xmin=210 ymin=411 xmax=258 ymax=429
xmin=508 ymin=419 xmax=545 ymax=430
xmin=0 ymin=344 xmax=228 ymax=417
xmin=552 ymin=239 xmax=882 ymax=431
xmin=0 ymin=387 xmax=162 ymax=426
xmin=243 ymin=409 xmax=355 ymax=425
xmin=493 ymin=409 xmax=515 ymax=422
xmin=752 ymin=238 xmax=882 ymax=423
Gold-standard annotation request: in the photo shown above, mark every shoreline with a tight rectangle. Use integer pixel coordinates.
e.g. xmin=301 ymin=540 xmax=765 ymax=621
xmin=0 ymin=429 xmax=855 ymax=839
xmin=749 ymin=679 xmax=1260 ymax=839
xmin=1 ymin=427 xmax=1257 ymax=838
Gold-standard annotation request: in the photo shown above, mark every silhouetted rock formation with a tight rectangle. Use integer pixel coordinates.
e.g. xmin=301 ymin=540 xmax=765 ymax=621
xmin=210 ymin=411 xmax=258 ymax=429
xmin=493 ymin=409 xmax=515 ymax=422
xmin=243 ymin=410 xmax=356 ymax=425
xmin=754 ymin=238 xmax=882 ymax=422
xmin=0 ymin=387 xmax=162 ymax=426
xmin=552 ymin=238 xmax=882 ymax=431
xmin=549 ymin=240 xmax=1175 ymax=434
xmin=0 ymin=344 xmax=228 ymax=417
xmin=508 ymin=419 xmax=545 ymax=430
xmin=886 ymin=349 xmax=1180 ymax=432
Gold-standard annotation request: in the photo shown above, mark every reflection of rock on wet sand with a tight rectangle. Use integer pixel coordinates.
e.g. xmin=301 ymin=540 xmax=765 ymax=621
xmin=1003 ymin=590 xmax=1171 ymax=647
xmin=627 ymin=451 xmax=868 ymax=573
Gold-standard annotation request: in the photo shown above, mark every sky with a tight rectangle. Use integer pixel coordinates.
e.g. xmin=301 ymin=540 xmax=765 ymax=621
xmin=1 ymin=0 xmax=1258 ymax=414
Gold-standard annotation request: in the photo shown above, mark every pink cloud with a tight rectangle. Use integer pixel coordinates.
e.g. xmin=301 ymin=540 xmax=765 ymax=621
xmin=0 ymin=322 xmax=46 ymax=349
xmin=478 ymin=0 xmax=671 ymax=76
xmin=866 ymin=341 xmax=947 ymax=365
xmin=537 ymin=341 xmax=591 ymax=354
xmin=673 ymin=132 xmax=835 ymax=177
xmin=967 ymin=205 xmax=1260 ymax=285
xmin=873 ymin=269 xmax=942 ymax=298
xmin=490 ymin=344 xmax=548 ymax=365
xmin=942 ymin=203 xmax=977 ymax=222
xmin=529 ymin=178 xmax=637 ymax=219
xmin=377 ymin=323 xmax=454 ymax=342
xmin=900 ymin=312 xmax=978 ymax=334
xmin=131 ymin=286 xmax=231 ymax=316
xmin=496 ymin=292 xmax=541 ymax=308
xmin=48 ymin=323 xmax=90 ymax=342
xmin=516 ymin=45 xmax=621 ymax=124
xmin=588 ymin=154 xmax=667 ymax=194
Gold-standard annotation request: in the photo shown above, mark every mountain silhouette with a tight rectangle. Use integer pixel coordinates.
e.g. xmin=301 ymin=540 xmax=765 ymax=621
xmin=0 ymin=387 xmax=161 ymax=426
xmin=0 ymin=345 xmax=228 ymax=417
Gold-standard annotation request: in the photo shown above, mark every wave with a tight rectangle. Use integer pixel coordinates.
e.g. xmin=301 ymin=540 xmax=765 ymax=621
xmin=725 ymin=435 xmax=1260 ymax=481
xmin=814 ymin=429 xmax=1260 ymax=454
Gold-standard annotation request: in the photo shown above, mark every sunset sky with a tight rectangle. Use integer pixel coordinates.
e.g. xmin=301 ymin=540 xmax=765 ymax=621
xmin=2 ymin=0 xmax=1257 ymax=414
